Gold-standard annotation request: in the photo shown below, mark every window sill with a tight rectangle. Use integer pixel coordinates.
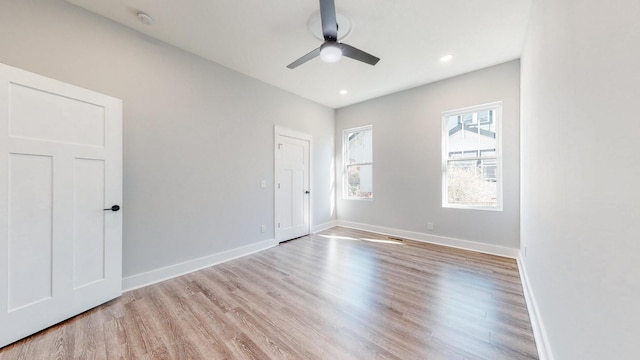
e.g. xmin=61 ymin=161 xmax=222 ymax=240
xmin=443 ymin=204 xmax=503 ymax=211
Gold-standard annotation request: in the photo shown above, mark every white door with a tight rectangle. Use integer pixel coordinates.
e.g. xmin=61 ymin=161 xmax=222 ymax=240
xmin=0 ymin=63 xmax=122 ymax=348
xmin=275 ymin=127 xmax=310 ymax=242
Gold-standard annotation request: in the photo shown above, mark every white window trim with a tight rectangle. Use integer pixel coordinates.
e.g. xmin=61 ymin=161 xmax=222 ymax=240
xmin=343 ymin=124 xmax=373 ymax=200
xmin=441 ymin=101 xmax=503 ymax=211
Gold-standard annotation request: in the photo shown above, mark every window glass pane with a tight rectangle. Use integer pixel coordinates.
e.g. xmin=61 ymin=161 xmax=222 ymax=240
xmin=480 ymin=149 xmax=496 ymax=157
xmin=447 ymin=115 xmax=460 ymax=133
xmin=347 ymin=128 xmax=372 ymax=165
xmin=449 ymin=112 xmax=482 ymax=158
xmin=463 ymin=114 xmax=480 ymax=155
xmin=447 ymin=115 xmax=464 ymax=159
xmin=480 ymin=109 xmax=496 ymax=130
xmin=481 ymin=159 xmax=497 ymax=182
xmin=461 ymin=113 xmax=474 ymax=125
xmin=446 ymin=160 xmax=497 ymax=207
xmin=448 ymin=109 xmax=498 ymax=160
xmin=347 ymin=164 xmax=373 ymax=199
xmin=479 ymin=118 xmax=496 ymax=157
xmin=477 ymin=110 xmax=491 ymax=124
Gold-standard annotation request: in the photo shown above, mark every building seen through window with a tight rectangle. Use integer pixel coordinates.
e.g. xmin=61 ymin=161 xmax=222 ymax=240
xmin=443 ymin=103 xmax=502 ymax=210
xmin=344 ymin=125 xmax=373 ymax=199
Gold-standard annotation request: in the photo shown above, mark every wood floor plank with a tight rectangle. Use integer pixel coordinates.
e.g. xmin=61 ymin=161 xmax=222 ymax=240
xmin=0 ymin=227 xmax=538 ymax=359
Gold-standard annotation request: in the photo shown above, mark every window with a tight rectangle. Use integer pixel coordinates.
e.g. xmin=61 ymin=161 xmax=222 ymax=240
xmin=344 ymin=125 xmax=373 ymax=199
xmin=442 ymin=102 xmax=502 ymax=210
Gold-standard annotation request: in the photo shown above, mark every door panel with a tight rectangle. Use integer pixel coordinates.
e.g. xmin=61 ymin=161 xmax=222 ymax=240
xmin=275 ymin=129 xmax=310 ymax=242
xmin=291 ymin=168 xmax=304 ymax=227
xmin=8 ymin=154 xmax=54 ymax=311
xmin=280 ymin=169 xmax=293 ymax=229
xmin=0 ymin=63 xmax=122 ymax=348
xmin=9 ymin=82 xmax=105 ymax=146
xmin=73 ymin=158 xmax=106 ymax=289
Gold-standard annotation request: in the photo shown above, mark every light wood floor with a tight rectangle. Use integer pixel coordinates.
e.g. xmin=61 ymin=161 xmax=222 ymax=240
xmin=0 ymin=227 xmax=538 ymax=359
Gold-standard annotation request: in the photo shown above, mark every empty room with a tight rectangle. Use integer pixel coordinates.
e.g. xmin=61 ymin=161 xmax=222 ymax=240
xmin=0 ymin=0 xmax=638 ymax=359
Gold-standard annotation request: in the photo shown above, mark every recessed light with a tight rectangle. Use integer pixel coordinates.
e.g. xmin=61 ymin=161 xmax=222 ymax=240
xmin=440 ymin=54 xmax=453 ymax=63
xmin=136 ymin=12 xmax=154 ymax=25
xmin=339 ymin=89 xmax=348 ymax=95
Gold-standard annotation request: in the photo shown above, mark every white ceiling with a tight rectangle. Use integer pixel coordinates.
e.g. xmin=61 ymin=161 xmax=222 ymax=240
xmin=64 ymin=0 xmax=531 ymax=109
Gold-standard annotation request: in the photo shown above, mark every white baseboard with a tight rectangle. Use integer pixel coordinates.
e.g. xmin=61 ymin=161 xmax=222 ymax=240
xmin=312 ymin=219 xmax=338 ymax=234
xmin=335 ymin=220 xmax=519 ymax=258
xmin=122 ymin=238 xmax=278 ymax=292
xmin=517 ymin=256 xmax=554 ymax=360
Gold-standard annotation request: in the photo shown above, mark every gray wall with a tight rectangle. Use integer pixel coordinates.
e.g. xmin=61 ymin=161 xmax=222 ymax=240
xmin=520 ymin=0 xmax=640 ymax=358
xmin=335 ymin=61 xmax=520 ymax=249
xmin=0 ymin=0 xmax=335 ymax=277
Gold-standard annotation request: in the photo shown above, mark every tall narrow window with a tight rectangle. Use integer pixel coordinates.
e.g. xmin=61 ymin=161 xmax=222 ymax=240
xmin=344 ymin=125 xmax=373 ymax=199
xmin=442 ymin=102 xmax=502 ymax=210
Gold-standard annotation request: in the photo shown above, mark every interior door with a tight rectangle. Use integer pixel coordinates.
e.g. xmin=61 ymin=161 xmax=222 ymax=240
xmin=0 ymin=63 xmax=122 ymax=348
xmin=275 ymin=128 xmax=310 ymax=242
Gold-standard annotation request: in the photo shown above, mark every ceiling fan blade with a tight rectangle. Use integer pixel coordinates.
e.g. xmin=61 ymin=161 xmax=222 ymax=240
xmin=319 ymin=0 xmax=338 ymax=40
xmin=287 ymin=47 xmax=321 ymax=69
xmin=339 ymin=43 xmax=380 ymax=66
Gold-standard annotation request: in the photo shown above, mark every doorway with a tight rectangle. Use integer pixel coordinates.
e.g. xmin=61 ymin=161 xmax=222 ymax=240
xmin=274 ymin=127 xmax=311 ymax=242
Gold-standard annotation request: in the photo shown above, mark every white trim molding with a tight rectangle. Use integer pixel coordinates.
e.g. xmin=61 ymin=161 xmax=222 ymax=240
xmin=274 ymin=125 xmax=313 ymax=242
xmin=336 ymin=220 xmax=519 ymax=258
xmin=123 ymin=238 xmax=278 ymax=292
xmin=517 ymin=256 xmax=555 ymax=360
xmin=312 ymin=220 xmax=338 ymax=234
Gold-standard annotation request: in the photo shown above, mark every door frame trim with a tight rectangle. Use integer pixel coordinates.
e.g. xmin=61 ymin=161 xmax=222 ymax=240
xmin=274 ymin=126 xmax=312 ymax=242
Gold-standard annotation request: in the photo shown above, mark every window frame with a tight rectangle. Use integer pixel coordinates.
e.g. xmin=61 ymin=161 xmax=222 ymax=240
xmin=441 ymin=102 xmax=503 ymax=211
xmin=343 ymin=124 xmax=373 ymax=200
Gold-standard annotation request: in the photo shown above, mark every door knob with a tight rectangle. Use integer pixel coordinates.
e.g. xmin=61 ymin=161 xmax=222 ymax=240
xmin=305 ymin=191 xmax=310 ymax=194
xmin=104 ymin=205 xmax=120 ymax=212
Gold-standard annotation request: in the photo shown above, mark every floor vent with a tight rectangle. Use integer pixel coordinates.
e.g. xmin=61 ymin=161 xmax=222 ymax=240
xmin=386 ymin=236 xmax=405 ymax=242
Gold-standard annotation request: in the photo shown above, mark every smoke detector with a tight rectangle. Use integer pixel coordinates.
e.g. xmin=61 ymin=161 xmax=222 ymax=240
xmin=136 ymin=12 xmax=154 ymax=25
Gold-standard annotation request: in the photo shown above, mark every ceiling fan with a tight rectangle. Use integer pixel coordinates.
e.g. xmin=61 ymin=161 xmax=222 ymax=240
xmin=287 ymin=0 xmax=380 ymax=69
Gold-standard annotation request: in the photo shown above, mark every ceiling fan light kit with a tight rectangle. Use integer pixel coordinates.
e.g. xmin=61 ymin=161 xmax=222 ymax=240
xmin=320 ymin=42 xmax=342 ymax=63
xmin=287 ymin=0 xmax=379 ymax=69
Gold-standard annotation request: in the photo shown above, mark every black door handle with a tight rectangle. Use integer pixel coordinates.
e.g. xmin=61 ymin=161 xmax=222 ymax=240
xmin=104 ymin=205 xmax=120 ymax=212
xmin=305 ymin=191 xmax=310 ymax=194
